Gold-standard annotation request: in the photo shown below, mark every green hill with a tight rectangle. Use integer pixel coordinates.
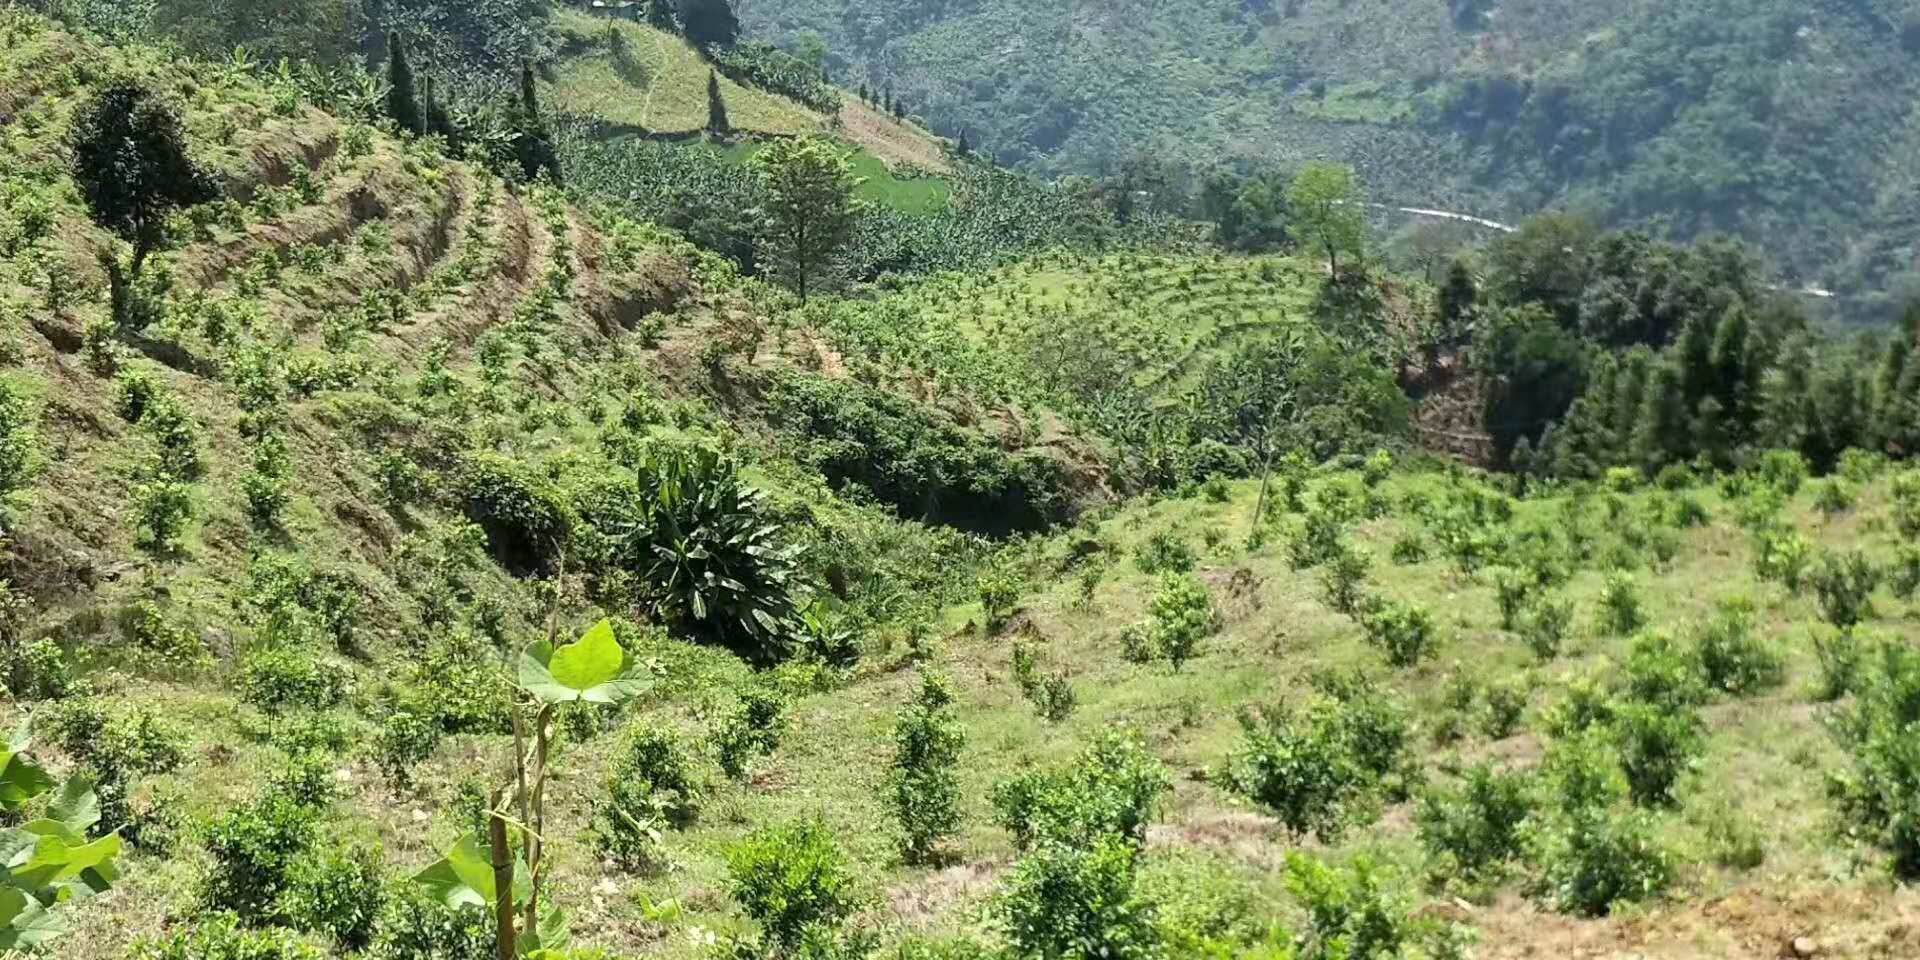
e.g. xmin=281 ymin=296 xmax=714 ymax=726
xmin=734 ymin=0 xmax=1920 ymax=312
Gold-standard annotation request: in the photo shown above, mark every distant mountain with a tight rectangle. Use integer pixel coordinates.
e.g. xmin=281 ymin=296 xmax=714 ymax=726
xmin=735 ymin=0 xmax=1920 ymax=314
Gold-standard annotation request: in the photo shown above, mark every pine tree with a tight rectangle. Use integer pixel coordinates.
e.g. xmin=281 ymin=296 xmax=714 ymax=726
xmin=752 ymin=136 xmax=860 ymax=303
xmin=1437 ymin=257 xmax=1477 ymax=347
xmin=385 ymin=33 xmax=424 ymax=136
xmin=706 ymin=70 xmax=731 ymax=135
xmin=956 ymin=129 xmax=970 ymax=156
xmin=647 ymin=0 xmax=676 ymax=32
xmin=1708 ymin=301 xmax=1753 ymax=434
xmin=678 ymin=0 xmax=739 ymax=47
xmin=513 ymin=60 xmax=561 ymax=182
xmin=1633 ymin=361 xmax=1689 ymax=472
xmin=421 ymin=75 xmax=456 ymax=142
xmin=859 ymin=82 xmax=870 ymax=105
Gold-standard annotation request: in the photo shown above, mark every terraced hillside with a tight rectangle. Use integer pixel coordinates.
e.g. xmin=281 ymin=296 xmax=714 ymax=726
xmin=547 ymin=9 xmax=952 ymax=180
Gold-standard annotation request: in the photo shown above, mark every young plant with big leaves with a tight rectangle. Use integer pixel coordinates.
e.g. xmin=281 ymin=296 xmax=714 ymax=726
xmin=415 ymin=618 xmax=649 ymax=960
xmin=1 ymin=723 xmax=125 ymax=950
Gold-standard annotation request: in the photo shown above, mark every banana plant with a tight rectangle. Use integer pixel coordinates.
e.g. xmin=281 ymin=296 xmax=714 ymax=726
xmin=415 ymin=618 xmax=648 ymax=960
xmin=1 ymin=723 xmax=124 ymax=950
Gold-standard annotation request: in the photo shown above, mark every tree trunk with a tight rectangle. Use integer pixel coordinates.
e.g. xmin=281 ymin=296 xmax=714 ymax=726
xmin=1250 ymin=439 xmax=1275 ymax=537
xmin=489 ymin=796 xmax=517 ymax=960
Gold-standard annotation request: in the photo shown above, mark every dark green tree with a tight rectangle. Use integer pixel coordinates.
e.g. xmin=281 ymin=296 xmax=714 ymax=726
xmin=706 ymin=70 xmax=731 ymax=135
xmin=71 ymin=81 xmax=217 ymax=330
xmin=956 ymin=129 xmax=970 ymax=156
xmin=677 ymin=0 xmax=739 ymax=47
xmin=1632 ymin=361 xmax=1689 ymax=473
xmin=646 ymin=0 xmax=677 ymax=32
xmin=752 ymin=137 xmax=861 ymax=303
xmin=385 ymin=33 xmax=424 ymax=136
xmin=1437 ymin=257 xmax=1477 ymax=347
xmin=513 ymin=60 xmax=561 ymax=182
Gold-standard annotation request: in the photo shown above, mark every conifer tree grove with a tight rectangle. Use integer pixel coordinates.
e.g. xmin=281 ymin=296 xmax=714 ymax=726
xmin=707 ymin=70 xmax=731 ymax=135
xmin=385 ymin=33 xmax=424 ymax=136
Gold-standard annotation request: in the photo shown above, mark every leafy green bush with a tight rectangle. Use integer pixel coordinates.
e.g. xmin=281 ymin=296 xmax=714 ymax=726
xmin=1813 ymin=477 xmax=1858 ymax=516
xmin=1623 ymin=629 xmax=1708 ymax=710
xmin=1608 ymin=701 xmax=1702 ymax=808
xmin=1691 ymin=600 xmax=1781 ymax=696
xmin=131 ymin=477 xmax=194 ymax=557
xmin=1526 ymin=734 xmax=1674 ymax=916
xmin=199 ymin=785 xmax=325 ymax=923
xmin=458 ymin=452 xmax=572 ymax=575
xmin=713 ymin=686 xmax=787 ymax=780
xmin=725 ymin=819 xmax=861 ymax=952
xmin=1224 ymin=675 xmax=1415 ymax=840
xmin=1135 ymin=530 xmax=1196 ymax=574
xmin=1751 ymin=449 xmax=1808 ymax=496
xmin=243 ymin=432 xmax=292 ymax=529
xmin=996 ymin=835 xmax=1158 ymax=960
xmin=1359 ymin=599 xmax=1438 ymax=668
xmin=130 ymin=912 xmax=323 ymax=960
xmin=1750 ymin=525 xmax=1813 ymax=591
xmin=1811 ymin=626 xmax=1866 ymax=702
xmin=1520 ymin=595 xmax=1574 ymax=661
xmin=1289 ymin=508 xmax=1345 ymax=570
xmin=1479 ymin=677 xmax=1530 ymax=739
xmin=593 ymin=727 xmax=702 ymax=871
xmin=1318 ymin=544 xmax=1371 ymax=616
xmin=1031 ymin=670 xmax=1077 ymax=723
xmin=281 ymin=838 xmax=385 ymax=950
xmin=1415 ymin=763 xmax=1534 ymax=885
xmin=241 ymin=647 xmax=350 ymax=718
xmin=978 ymin=570 xmax=1020 ymax=634
xmin=1149 ymin=574 xmax=1218 ymax=672
xmin=1810 ymin=549 xmax=1881 ymax=628
xmin=368 ymin=883 xmax=494 ymax=960
xmin=1596 ymin=573 xmax=1645 ymax=636
xmin=1491 ymin=567 xmax=1529 ymax=631
xmin=373 ymin=709 xmax=443 ymax=789
xmin=991 ymin=731 xmax=1170 ymax=850
xmin=1827 ymin=640 xmax=1920 ymax=877
xmin=1285 ymin=853 xmax=1446 ymax=960
xmin=888 ymin=672 xmax=966 ymax=864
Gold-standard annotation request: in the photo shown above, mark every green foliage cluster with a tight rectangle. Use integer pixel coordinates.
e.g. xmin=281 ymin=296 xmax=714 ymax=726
xmin=887 ymin=672 xmax=967 ymax=864
xmin=991 ymin=732 xmax=1169 ymax=851
xmin=1224 ymin=673 xmax=1416 ymax=841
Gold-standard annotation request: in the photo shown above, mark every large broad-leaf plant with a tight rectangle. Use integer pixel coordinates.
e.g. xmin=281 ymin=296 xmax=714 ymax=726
xmin=1 ymin=722 xmax=125 ymax=950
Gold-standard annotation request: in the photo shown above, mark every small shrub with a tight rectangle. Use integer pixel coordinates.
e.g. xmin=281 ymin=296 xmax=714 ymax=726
xmin=1288 ymin=509 xmax=1344 ymax=570
xmin=1751 ymin=449 xmax=1808 ymax=495
xmin=1691 ymin=600 xmax=1782 ymax=696
xmin=1813 ymin=478 xmax=1858 ymax=517
xmin=373 ymin=709 xmax=443 ymax=789
xmin=241 ymin=647 xmax=350 ymax=718
xmin=1623 ymin=630 xmax=1708 ymax=710
xmin=594 ymin=726 xmax=704 ymax=871
xmin=1285 ymin=853 xmax=1440 ymax=960
xmin=1318 ymin=543 xmax=1371 ymax=616
xmin=996 ymin=835 xmax=1158 ymax=960
xmin=1359 ymin=599 xmax=1438 ymax=668
xmin=1118 ymin=622 xmax=1157 ymax=664
xmin=1526 ymin=735 xmax=1674 ymax=916
xmin=1827 ymin=640 xmax=1920 ymax=877
xmin=725 ymin=819 xmax=861 ymax=951
xmin=1136 ymin=529 xmax=1196 ymax=574
xmin=979 ymin=570 xmax=1020 ymax=634
xmin=1698 ymin=802 xmax=1766 ymax=870
xmin=1609 ymin=701 xmax=1703 ymax=808
xmin=131 ymin=913 xmax=323 ymax=960
xmin=1889 ymin=545 xmax=1920 ymax=600
xmin=1415 ymin=763 xmax=1534 ymax=885
xmin=888 ymin=672 xmax=966 ymax=864
xmin=1224 ymin=676 xmax=1414 ymax=841
xmin=1479 ymin=677 xmax=1530 ymax=739
xmin=199 ymin=788 xmax=324 ymax=922
xmin=713 ymin=686 xmax=786 ymax=780
xmin=1149 ymin=574 xmax=1218 ymax=672
xmin=1032 ymin=671 xmax=1078 ymax=723
xmin=991 ymin=731 xmax=1170 ymax=850
xmin=1389 ymin=532 xmax=1428 ymax=565
xmin=1491 ymin=567 xmax=1528 ymax=631
xmin=1810 ymin=549 xmax=1881 ymax=628
xmin=1596 ymin=573 xmax=1645 ymax=636
xmin=131 ymin=477 xmax=194 ymax=557
xmin=281 ymin=838 xmax=386 ymax=950
xmin=1811 ymin=626 xmax=1866 ymax=701
xmin=1520 ymin=595 xmax=1574 ymax=661
xmin=1751 ymin=525 xmax=1813 ymax=591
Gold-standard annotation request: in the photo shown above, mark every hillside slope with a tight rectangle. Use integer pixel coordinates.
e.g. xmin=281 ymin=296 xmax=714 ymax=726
xmin=735 ymin=0 xmax=1920 ymax=308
